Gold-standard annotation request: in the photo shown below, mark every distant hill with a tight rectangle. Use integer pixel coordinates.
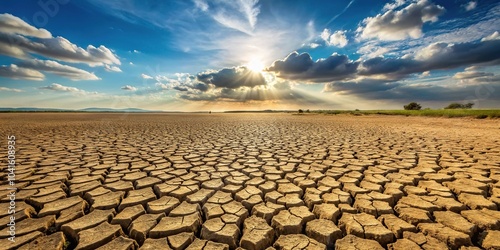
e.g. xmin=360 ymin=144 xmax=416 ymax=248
xmin=0 ymin=107 xmax=69 ymax=112
xmin=0 ymin=107 xmax=169 ymax=112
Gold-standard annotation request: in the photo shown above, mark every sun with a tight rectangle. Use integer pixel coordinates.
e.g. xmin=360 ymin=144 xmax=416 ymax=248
xmin=247 ymin=59 xmax=265 ymax=72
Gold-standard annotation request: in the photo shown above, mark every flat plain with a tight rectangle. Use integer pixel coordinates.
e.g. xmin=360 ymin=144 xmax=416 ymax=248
xmin=1 ymin=113 xmax=500 ymax=250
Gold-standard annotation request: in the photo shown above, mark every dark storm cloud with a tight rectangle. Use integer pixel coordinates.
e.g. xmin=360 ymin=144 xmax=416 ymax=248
xmin=268 ymin=39 xmax=500 ymax=82
xmin=266 ymin=52 xmax=359 ymax=82
xmin=170 ymin=37 xmax=500 ymax=103
xmin=323 ymin=38 xmax=500 ymax=102
xmin=384 ymin=83 xmax=500 ymax=101
xmin=310 ymin=54 xmax=360 ymax=81
xmin=421 ymin=40 xmax=500 ymax=69
xmin=324 ymin=77 xmax=500 ymax=102
xmin=191 ymin=82 xmax=210 ymax=92
xmin=173 ymin=86 xmax=189 ymax=91
xmin=196 ymin=66 xmax=266 ymax=89
xmin=358 ymin=57 xmax=418 ymax=79
xmin=266 ymin=52 xmax=314 ymax=74
xmin=324 ymin=79 xmax=401 ymax=94
xmin=359 ymin=39 xmax=500 ymax=79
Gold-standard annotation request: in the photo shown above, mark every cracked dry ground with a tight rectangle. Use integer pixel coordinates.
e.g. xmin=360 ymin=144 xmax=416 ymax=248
xmin=1 ymin=113 xmax=500 ymax=250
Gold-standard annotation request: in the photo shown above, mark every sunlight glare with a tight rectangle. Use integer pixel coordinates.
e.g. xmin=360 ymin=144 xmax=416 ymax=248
xmin=247 ymin=59 xmax=265 ymax=72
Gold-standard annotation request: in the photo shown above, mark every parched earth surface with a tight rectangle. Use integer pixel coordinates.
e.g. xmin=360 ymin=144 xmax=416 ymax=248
xmin=1 ymin=113 xmax=500 ymax=250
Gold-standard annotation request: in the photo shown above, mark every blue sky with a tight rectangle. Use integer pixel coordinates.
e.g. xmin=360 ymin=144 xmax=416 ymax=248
xmin=0 ymin=0 xmax=499 ymax=111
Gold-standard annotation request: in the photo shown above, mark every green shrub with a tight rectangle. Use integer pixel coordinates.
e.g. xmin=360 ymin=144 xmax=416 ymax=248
xmin=404 ymin=102 xmax=422 ymax=110
xmin=445 ymin=102 xmax=474 ymax=109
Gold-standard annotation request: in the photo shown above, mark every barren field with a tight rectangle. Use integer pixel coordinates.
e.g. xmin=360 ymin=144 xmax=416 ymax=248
xmin=1 ymin=113 xmax=500 ymax=250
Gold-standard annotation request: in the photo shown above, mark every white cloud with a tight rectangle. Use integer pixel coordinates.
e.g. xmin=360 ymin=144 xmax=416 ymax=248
xmin=121 ymin=85 xmax=137 ymax=91
xmin=0 ymin=33 xmax=121 ymax=67
xmin=0 ymin=59 xmax=99 ymax=81
xmin=321 ymin=29 xmax=348 ymax=47
xmin=0 ymin=14 xmax=120 ymax=67
xmin=39 ymin=83 xmax=92 ymax=94
xmin=419 ymin=71 xmax=430 ymax=78
xmin=464 ymin=1 xmax=477 ymax=11
xmin=211 ymin=0 xmax=261 ymax=34
xmin=141 ymin=73 xmax=153 ymax=79
xmin=104 ymin=64 xmax=122 ymax=72
xmin=383 ymin=0 xmax=407 ymax=11
xmin=308 ymin=43 xmax=320 ymax=49
xmin=320 ymin=29 xmax=330 ymax=42
xmin=40 ymin=83 xmax=81 ymax=92
xmin=330 ymin=31 xmax=348 ymax=48
xmin=0 ymin=87 xmax=23 ymax=92
xmin=453 ymin=67 xmax=500 ymax=86
xmin=384 ymin=5 xmax=500 ymax=58
xmin=0 ymin=64 xmax=45 ymax=81
xmin=39 ymin=83 xmax=101 ymax=96
xmin=19 ymin=59 xmax=100 ymax=81
xmin=464 ymin=66 xmax=480 ymax=71
xmin=414 ymin=42 xmax=449 ymax=60
xmin=454 ymin=70 xmax=493 ymax=79
xmin=0 ymin=13 xmax=52 ymax=38
xmin=358 ymin=0 xmax=445 ymax=41
xmin=354 ymin=4 xmax=499 ymax=62
xmin=155 ymin=82 xmax=170 ymax=90
xmin=482 ymin=31 xmax=500 ymax=41
xmin=193 ymin=0 xmax=209 ymax=12
xmin=239 ymin=0 xmax=260 ymax=28
xmin=153 ymin=73 xmax=199 ymax=92
xmin=357 ymin=43 xmax=391 ymax=58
